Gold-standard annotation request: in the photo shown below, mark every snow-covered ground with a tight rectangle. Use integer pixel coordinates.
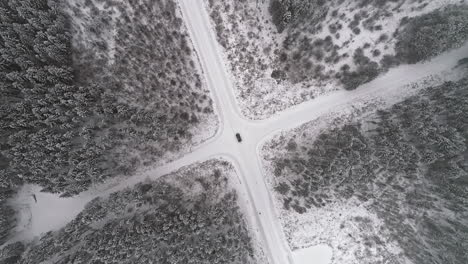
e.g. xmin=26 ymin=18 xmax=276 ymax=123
xmin=293 ymin=245 xmax=333 ymax=264
xmin=5 ymin=1 xmax=468 ymax=263
xmin=6 ymin=185 xmax=92 ymax=244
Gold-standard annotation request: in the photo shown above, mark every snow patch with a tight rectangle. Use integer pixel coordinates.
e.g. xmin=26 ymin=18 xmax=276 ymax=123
xmin=292 ymin=245 xmax=333 ymax=264
xmin=7 ymin=185 xmax=92 ymax=243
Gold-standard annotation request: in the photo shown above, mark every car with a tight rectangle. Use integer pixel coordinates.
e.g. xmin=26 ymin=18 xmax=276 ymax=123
xmin=235 ymin=133 xmax=242 ymax=142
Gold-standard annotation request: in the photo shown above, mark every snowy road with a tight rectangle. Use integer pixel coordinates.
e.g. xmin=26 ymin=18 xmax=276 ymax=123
xmin=9 ymin=0 xmax=468 ymax=262
xmin=177 ymin=1 xmax=293 ymax=263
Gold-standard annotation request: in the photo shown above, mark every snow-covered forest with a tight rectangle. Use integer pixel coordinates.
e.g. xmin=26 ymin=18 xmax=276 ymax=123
xmin=262 ymin=75 xmax=468 ymax=263
xmin=205 ymin=0 xmax=468 ymax=118
xmin=1 ymin=160 xmax=265 ymax=264
xmin=0 ymin=0 xmax=217 ymax=247
xmin=1 ymin=0 xmax=467 ymax=263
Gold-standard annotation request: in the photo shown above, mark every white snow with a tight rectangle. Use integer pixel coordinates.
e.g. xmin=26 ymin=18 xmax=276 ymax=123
xmin=7 ymin=185 xmax=92 ymax=243
xmin=292 ymin=245 xmax=333 ymax=264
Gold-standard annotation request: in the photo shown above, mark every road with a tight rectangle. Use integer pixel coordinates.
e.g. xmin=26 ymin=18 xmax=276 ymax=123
xmin=177 ymin=0 xmax=295 ymax=263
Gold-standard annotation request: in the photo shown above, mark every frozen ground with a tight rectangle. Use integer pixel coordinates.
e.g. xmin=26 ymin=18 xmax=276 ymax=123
xmin=292 ymin=245 xmax=333 ymax=264
xmin=6 ymin=185 xmax=92 ymax=243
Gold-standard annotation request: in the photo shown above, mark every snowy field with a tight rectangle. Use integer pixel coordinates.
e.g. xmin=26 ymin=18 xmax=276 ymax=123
xmin=292 ymin=245 xmax=333 ymax=264
xmin=6 ymin=185 xmax=92 ymax=244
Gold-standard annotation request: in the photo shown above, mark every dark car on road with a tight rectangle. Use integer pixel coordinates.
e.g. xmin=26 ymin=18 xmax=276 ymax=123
xmin=235 ymin=133 xmax=242 ymax=142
